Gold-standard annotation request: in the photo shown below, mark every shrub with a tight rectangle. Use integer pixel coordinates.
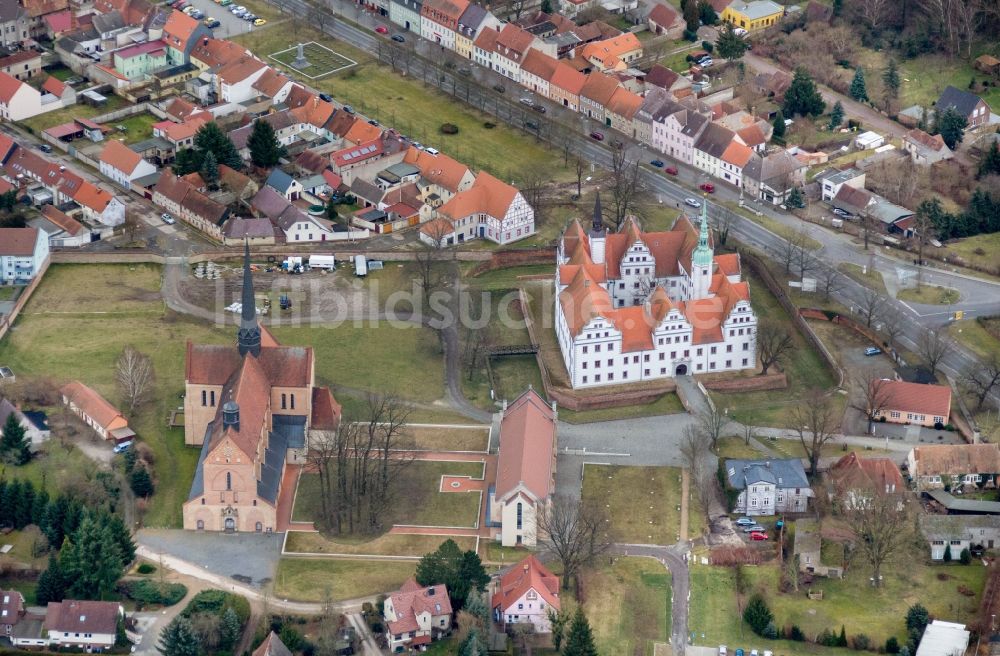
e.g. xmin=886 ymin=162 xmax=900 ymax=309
xmin=683 ymin=29 xmax=698 ymax=41
xmin=702 ymin=41 xmax=714 ymax=53
xmin=886 ymin=636 xmax=900 ymax=653
xmin=763 ymin=622 xmax=778 ymax=639
xmin=817 ymin=628 xmax=836 ymax=646
xmin=944 ymin=543 xmax=952 ymax=562
xmin=743 ymin=594 xmax=773 ymax=636
xmin=789 ymin=625 xmax=805 ymax=641
xmin=136 ymin=563 xmax=156 ymax=575
xmin=483 ymin=122 xmax=496 ymax=129
xmin=440 ymin=123 xmax=459 ymax=135
xmin=852 ymin=634 xmax=872 ymax=650
xmin=960 ymin=548 xmax=972 ymax=565
xmin=182 ymin=590 xmax=251 ymax=625
xmin=279 ymin=625 xmax=305 ymax=651
xmin=121 ymin=580 xmax=187 ymax=607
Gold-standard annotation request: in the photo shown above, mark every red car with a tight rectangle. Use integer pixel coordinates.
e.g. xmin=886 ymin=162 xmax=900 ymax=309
xmin=665 ymin=166 xmax=678 ymax=175
xmin=375 ymin=25 xmax=388 ymax=34
xmin=750 ymin=531 xmax=768 ymax=541
xmin=699 ymin=183 xmax=715 ymax=193
xmin=590 ymin=131 xmax=605 ymax=141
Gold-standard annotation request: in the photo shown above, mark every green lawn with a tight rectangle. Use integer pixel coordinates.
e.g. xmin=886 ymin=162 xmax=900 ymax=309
xmin=854 ymin=51 xmax=1000 ymax=114
xmin=948 ymin=318 xmax=1000 ymax=360
xmin=467 ymin=265 xmax=553 ymax=292
xmin=110 ymin=113 xmax=160 ymax=145
xmin=943 ymin=232 xmax=1000 ymax=274
xmin=405 ymin=425 xmax=489 ymax=451
xmin=896 ymin=284 xmax=960 ymax=305
xmin=582 ymin=465 xmax=686 ymax=545
xmin=717 ymin=436 xmax=765 ymax=459
xmin=0 ymin=264 xmax=213 ymax=527
xmin=274 ymin=558 xmax=416 ymax=602
xmin=232 ymin=23 xmax=569 ymax=181
xmin=21 ymin=94 xmax=130 ymax=133
xmin=284 ymin=531 xmax=475 ymax=557
xmin=711 ymin=267 xmax=838 ymax=428
xmin=689 ymin=556 xmax=988 ymax=653
xmin=838 ymin=263 xmax=887 ymax=294
xmin=559 ymin=392 xmax=684 ymax=424
xmin=0 ymin=578 xmax=39 ymax=605
xmin=583 ymin=557 xmax=672 ymax=656
xmin=293 ymin=460 xmax=484 ymax=528
xmin=481 ymin=541 xmax=537 ymax=566
xmin=0 ymin=286 xmax=20 ymax=301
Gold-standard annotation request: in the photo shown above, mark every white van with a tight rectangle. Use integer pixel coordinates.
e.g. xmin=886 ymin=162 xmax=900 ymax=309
xmin=113 ymin=441 xmax=132 ymax=454
xmin=354 ymin=255 xmax=368 ymax=277
xmin=425 ymin=147 xmax=440 ymax=155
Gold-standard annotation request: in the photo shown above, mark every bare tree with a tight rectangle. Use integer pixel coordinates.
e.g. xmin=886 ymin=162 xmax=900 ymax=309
xmin=115 ymin=344 xmax=154 ymax=414
xmin=842 ymin=486 xmax=912 ymax=588
xmin=739 ymin=406 xmax=760 ymax=446
xmin=679 ymin=426 xmax=711 ymax=481
xmin=573 ymin=155 xmax=587 ymax=199
xmin=537 ymin=495 xmax=610 ymax=590
xmin=689 ymin=404 xmax=732 ymax=451
xmin=462 ymin=321 xmax=493 ymax=383
xmin=910 ymin=207 xmax=935 ymax=287
xmin=917 ymin=326 xmax=955 ymax=375
xmin=608 ymin=144 xmax=646 ymax=229
xmin=877 ymin=305 xmax=906 ymax=357
xmin=856 ymin=287 xmax=887 ymax=329
xmin=790 ymin=390 xmax=839 ymax=476
xmin=756 ymin=319 xmax=795 ymax=375
xmin=122 ymin=210 xmax=140 ymax=244
xmin=961 ymin=356 xmax=1000 ymax=410
xmin=714 ymin=210 xmax=735 ymax=248
xmin=851 ymin=369 xmax=894 ymax=433
xmin=856 ymin=0 xmax=891 ymax=32
xmin=816 ymin=265 xmax=846 ymax=302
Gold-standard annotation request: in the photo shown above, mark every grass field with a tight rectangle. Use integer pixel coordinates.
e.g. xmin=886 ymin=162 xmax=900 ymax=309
xmin=717 ymin=436 xmax=765 ymax=459
xmin=111 ymin=112 xmax=160 ymax=145
xmin=943 ymin=232 xmax=1000 ymax=271
xmin=284 ymin=531 xmax=475 ymax=557
xmin=293 ymin=460 xmax=484 ymax=528
xmin=710 ymin=267 xmax=839 ymax=427
xmin=0 ymin=286 xmax=20 ymax=301
xmin=405 ymin=425 xmax=490 ymax=451
xmin=232 ymin=23 xmax=568 ymax=181
xmin=582 ymin=465 xmax=687 ymax=545
xmin=948 ymin=318 xmax=1000 ymax=360
xmin=21 ymin=94 xmax=130 ymax=133
xmin=270 ymin=41 xmax=356 ymax=79
xmin=0 ymin=264 xmax=214 ymax=527
xmin=560 ymin=393 xmax=684 ymax=423
xmin=896 ymin=284 xmax=960 ymax=305
xmin=274 ymin=558 xmax=416 ymax=602
xmin=838 ymin=263 xmax=887 ymax=294
xmin=583 ymin=557 xmax=672 ymax=656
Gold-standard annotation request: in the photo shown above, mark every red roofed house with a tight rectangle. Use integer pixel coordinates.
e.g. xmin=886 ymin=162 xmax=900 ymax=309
xmin=490 ymin=389 xmax=556 ymax=547
xmin=17 ymin=600 xmax=124 ymax=650
xmin=40 ymin=75 xmax=75 ymax=103
xmin=182 ymin=245 xmax=342 ymax=532
xmin=383 ymin=579 xmax=452 ymax=651
xmin=0 ymin=70 xmax=49 ymax=121
xmin=0 ymin=589 xmax=26 ymax=636
xmin=647 ymin=2 xmax=681 ymax=36
xmin=34 ymin=204 xmax=90 ymax=248
xmin=827 ymin=451 xmax=904 ymax=507
xmin=0 ymin=227 xmax=49 ymax=283
xmin=60 ymin=381 xmax=133 ymax=442
xmin=420 ymin=0 xmax=469 ymax=51
xmin=554 ymin=197 xmax=756 ymax=388
xmin=98 ymin=140 xmax=156 ymax=190
xmin=903 ymin=128 xmax=953 ymax=166
xmin=907 ymin=443 xmax=1000 ymax=492
xmin=162 ymin=9 xmax=211 ymax=65
xmin=492 ymin=556 xmax=560 ymax=632
xmin=874 ymin=379 xmax=951 ymax=428
xmin=432 ymin=171 xmax=535 ymax=245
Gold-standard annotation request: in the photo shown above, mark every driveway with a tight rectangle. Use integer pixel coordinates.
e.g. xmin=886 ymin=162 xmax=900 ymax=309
xmin=181 ymin=0 xmax=260 ymax=39
xmin=137 ymin=529 xmax=283 ymax=588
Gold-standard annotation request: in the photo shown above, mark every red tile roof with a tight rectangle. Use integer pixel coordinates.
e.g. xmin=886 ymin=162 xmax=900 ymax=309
xmin=99 ymin=139 xmax=144 ymax=174
xmin=252 ymin=632 xmax=293 ymax=656
xmin=343 ymin=119 xmax=382 ymax=145
xmin=910 ymin=443 xmax=1000 ymax=477
xmin=60 ymin=381 xmax=126 ymax=430
xmin=0 ymin=71 xmax=26 ymax=104
xmin=439 ymin=171 xmax=518 ymax=222
xmin=387 ymin=579 xmax=452 ymax=636
xmin=905 ymin=128 xmax=948 ymax=152
xmin=496 ymin=389 xmax=555 ymax=501
xmin=43 ymin=9 xmax=73 ymax=32
xmin=721 ymin=140 xmax=754 ymax=168
xmin=41 ymin=75 xmax=67 ymax=97
xmin=881 ymin=380 xmax=951 ymax=418
xmin=41 ymin=204 xmax=85 ymax=236
xmin=310 ymin=386 xmax=342 ymax=431
xmin=44 ymin=600 xmax=120 ymax=637
xmin=828 ymin=452 xmax=904 ymax=493
xmin=520 ymin=48 xmax=559 ymax=81
xmin=72 ymin=182 xmax=115 ymax=213
xmin=648 ymin=3 xmax=679 ymax=26
xmin=163 ymin=9 xmax=199 ymax=50
xmin=0 ymin=228 xmax=41 ymax=256
xmin=580 ymin=71 xmax=619 ymax=105
xmin=492 ymin=556 xmax=559 ymax=613
xmin=185 ymin=342 xmax=313 ymax=389
xmin=191 ymin=37 xmax=249 ymax=68
xmin=606 ymin=86 xmax=642 ymax=119
xmin=550 ymin=61 xmax=586 ymax=95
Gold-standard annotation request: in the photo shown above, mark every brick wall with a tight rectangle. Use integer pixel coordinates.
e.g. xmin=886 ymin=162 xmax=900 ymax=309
xmin=0 ymin=256 xmax=50 ymax=342
xmin=469 ymin=247 xmax=556 ymax=276
xmin=703 ymin=373 xmax=787 ymax=392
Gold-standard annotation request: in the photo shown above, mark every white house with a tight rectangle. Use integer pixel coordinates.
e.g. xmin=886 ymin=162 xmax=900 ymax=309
xmin=915 ymin=621 xmax=970 ymax=656
xmin=490 ymin=389 xmax=556 ymax=547
xmin=903 ymin=129 xmax=953 ymax=166
xmin=492 ymin=556 xmax=560 ymax=633
xmin=383 ymin=579 xmax=452 ymax=652
xmin=0 ymin=71 xmax=61 ymax=121
xmin=11 ymin=600 xmax=124 ymax=650
xmin=98 ymin=140 xmax=157 ymax=190
xmin=649 ymin=96 xmax=711 ymax=165
xmin=921 ymin=515 xmax=1000 ymax=561
xmin=0 ymin=398 xmax=50 ymax=448
xmin=0 ymin=227 xmax=49 ymax=284
xmin=816 ymin=167 xmax=865 ymax=202
xmin=724 ymin=458 xmax=812 ymax=516
xmin=216 ymin=55 xmax=269 ymax=103
xmin=906 ymin=443 xmax=1000 ymax=492
xmin=436 ymin=171 xmax=535 ymax=245
xmin=59 ymin=381 xmax=132 ymax=442
xmin=30 ymin=205 xmax=93 ymax=248
xmin=554 ymin=199 xmax=757 ymax=389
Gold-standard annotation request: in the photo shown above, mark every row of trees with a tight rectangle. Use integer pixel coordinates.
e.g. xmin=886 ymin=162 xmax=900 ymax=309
xmin=1 ymin=412 xmax=32 ymax=464
xmin=171 ymin=121 xmax=287 ymax=183
xmin=916 ymin=191 xmax=1000 ymax=240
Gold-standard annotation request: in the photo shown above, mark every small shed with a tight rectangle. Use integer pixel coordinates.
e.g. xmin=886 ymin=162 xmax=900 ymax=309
xmin=793 ymin=518 xmax=843 ymax=578
xmin=855 ymin=131 xmax=885 ymax=150
xmin=975 ymin=54 xmax=1000 ymax=77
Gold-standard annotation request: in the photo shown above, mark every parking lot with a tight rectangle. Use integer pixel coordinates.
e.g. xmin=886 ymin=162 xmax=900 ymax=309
xmin=176 ymin=0 xmax=263 ymax=39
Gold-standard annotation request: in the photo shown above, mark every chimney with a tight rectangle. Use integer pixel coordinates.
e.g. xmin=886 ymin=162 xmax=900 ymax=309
xmin=523 ymin=563 xmax=530 ymax=572
xmin=428 ymin=587 xmax=436 ymax=596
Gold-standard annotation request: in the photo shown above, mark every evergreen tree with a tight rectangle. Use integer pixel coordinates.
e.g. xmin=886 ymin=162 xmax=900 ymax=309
xmin=838 ymin=625 xmax=848 ymax=647
xmin=935 ymin=107 xmax=968 ymax=149
xmin=122 ymin=448 xmax=137 ymax=474
xmin=743 ymin=594 xmax=774 ymax=636
xmin=882 ymin=59 xmax=901 ymax=112
xmin=828 ymin=101 xmax=844 ymax=130
xmin=63 ymin=514 xmax=123 ymax=599
xmin=31 ymin=488 xmax=49 ymax=527
xmin=15 ymin=480 xmax=34 ymax=529
xmin=716 ymin=24 xmax=748 ymax=62
xmin=193 ymin=122 xmax=242 ymax=171
xmin=464 ymin=589 xmax=490 ymax=628
xmin=157 ymin=616 xmax=201 ymax=656
xmin=832 ymin=0 xmax=842 ymax=15
xmin=459 ymin=629 xmax=488 ymax=656
xmin=36 ymin=554 xmax=66 ymax=605
xmin=248 ymin=120 xmax=286 ymax=169
xmin=415 ymin=540 xmax=488 ymax=610
xmin=105 ymin=511 xmax=136 ymax=567
xmin=977 ymin=142 xmax=1000 ymax=179
xmin=220 ymin=607 xmax=241 ymax=648
xmin=564 ymin=607 xmax=598 ymax=656
xmin=783 ymin=68 xmax=826 ymax=117
xmin=1 ymin=411 xmax=31 ymax=464
xmin=172 ymin=148 xmax=202 ymax=176
xmin=549 ymin=608 xmax=570 ymax=652
xmin=787 ymin=187 xmax=805 ymax=209
xmin=697 ymin=0 xmax=717 ymax=25
xmin=130 ymin=466 xmax=154 ymax=497
xmin=200 ymin=151 xmax=220 ymax=191
xmin=3 ymin=480 xmax=22 ymax=528
xmin=772 ymin=110 xmax=787 ymax=140
xmin=325 ymin=197 xmax=339 ymax=221
xmin=683 ymin=0 xmax=700 ymax=34
xmin=944 ymin=543 xmax=953 ymax=562
xmin=886 ymin=637 xmax=901 ymax=654
xmin=850 ymin=68 xmax=869 ymax=102
xmin=541 ymin=0 xmax=552 ymax=11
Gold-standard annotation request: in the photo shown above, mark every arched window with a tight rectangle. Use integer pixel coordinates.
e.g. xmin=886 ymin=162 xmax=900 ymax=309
xmin=281 ymin=393 xmax=287 ymax=409
xmin=290 ymin=394 xmax=295 ymax=410
xmin=226 ymin=472 xmax=232 ymax=491
xmin=255 ymin=522 xmax=262 ymax=532
xmin=196 ymin=520 xmax=204 ymax=530
xmin=516 ymin=502 xmax=523 ymax=530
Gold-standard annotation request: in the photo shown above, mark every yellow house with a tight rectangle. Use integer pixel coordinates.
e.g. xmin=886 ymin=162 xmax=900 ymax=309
xmin=721 ymin=0 xmax=784 ymax=30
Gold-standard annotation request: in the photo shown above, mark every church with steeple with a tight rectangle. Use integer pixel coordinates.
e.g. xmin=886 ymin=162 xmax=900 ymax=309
xmin=181 ymin=244 xmax=341 ymax=532
xmin=553 ymin=198 xmax=758 ymax=389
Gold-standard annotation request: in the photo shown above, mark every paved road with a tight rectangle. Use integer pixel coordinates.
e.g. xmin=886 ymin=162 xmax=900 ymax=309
xmin=614 ymin=543 xmax=691 ymax=656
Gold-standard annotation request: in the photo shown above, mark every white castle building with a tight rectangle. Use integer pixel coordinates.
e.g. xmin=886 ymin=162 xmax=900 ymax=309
xmin=554 ymin=195 xmax=758 ymax=389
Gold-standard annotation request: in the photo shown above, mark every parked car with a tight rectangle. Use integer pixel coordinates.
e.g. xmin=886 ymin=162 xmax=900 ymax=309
xmin=113 ymin=441 xmax=132 ymax=454
xmin=735 ymin=517 xmax=756 ymax=526
xmin=650 ymin=159 xmax=664 ymax=168
xmin=37 ymin=143 xmax=52 ymax=153
xmin=425 ymin=147 xmax=440 ymax=155
xmin=742 ymin=525 xmax=765 ymax=533
xmin=864 ymin=347 xmax=882 ymax=356
xmin=750 ymin=531 xmax=769 ymax=541
xmin=392 ymin=34 xmax=405 ymax=42
xmin=190 ymin=9 xmax=204 ymax=18
xmin=751 ymin=650 xmax=759 ymax=656
xmin=319 ymin=92 xmax=333 ymax=102
xmin=342 ymin=104 xmax=355 ymax=114
xmin=243 ymin=13 xmax=257 ymax=21
xmin=204 ymin=18 xmax=220 ymax=27
xmin=832 ymin=207 xmax=853 ymax=217
xmin=590 ymin=131 xmax=605 ymax=141
xmin=531 ymin=104 xmax=546 ymax=113
xmin=182 ymin=5 xmax=196 ymax=14
xmin=719 ymin=647 xmax=728 ymax=656
xmin=492 ymin=83 xmax=505 ymax=93
xmin=253 ymin=17 xmax=266 ymax=25
xmin=684 ymin=197 xmax=701 ymax=207
xmin=735 ymin=649 xmax=745 ymax=656
xmin=367 ymin=119 xmax=379 ymax=126
xmin=665 ymin=166 xmax=678 ymax=175
xmin=519 ymin=97 xmax=534 ymax=106
xmin=971 ymin=544 xmax=986 ymax=557
xmin=699 ymin=182 xmax=715 ymax=193
xmin=161 ymin=213 xmax=175 ymax=224
xmin=734 ymin=27 xmax=748 ymax=36
xmin=525 ymin=120 xmax=539 ymax=130
xmin=457 ymin=67 xmax=471 ymax=76
xmin=375 ymin=24 xmax=388 ymax=34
